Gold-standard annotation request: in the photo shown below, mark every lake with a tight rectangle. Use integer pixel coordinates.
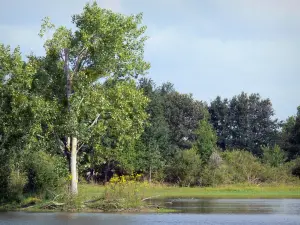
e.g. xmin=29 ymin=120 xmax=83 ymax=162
xmin=1 ymin=198 xmax=300 ymax=225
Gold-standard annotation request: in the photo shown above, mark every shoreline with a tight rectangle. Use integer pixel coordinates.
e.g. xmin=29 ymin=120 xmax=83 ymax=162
xmin=1 ymin=184 xmax=300 ymax=213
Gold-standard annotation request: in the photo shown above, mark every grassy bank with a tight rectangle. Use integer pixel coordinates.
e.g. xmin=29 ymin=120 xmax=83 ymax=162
xmin=1 ymin=183 xmax=299 ymax=213
xmin=78 ymin=183 xmax=300 ymax=200
xmin=75 ymin=183 xmax=300 ymax=202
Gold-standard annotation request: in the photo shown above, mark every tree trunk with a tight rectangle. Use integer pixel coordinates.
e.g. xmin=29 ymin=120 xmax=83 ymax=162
xmin=104 ymin=161 xmax=110 ymax=184
xmin=149 ymin=165 xmax=152 ymax=183
xmin=64 ymin=48 xmax=78 ymax=195
xmin=70 ymin=137 xmax=78 ymax=195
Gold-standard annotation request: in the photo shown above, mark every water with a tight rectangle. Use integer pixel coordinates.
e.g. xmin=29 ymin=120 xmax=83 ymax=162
xmin=148 ymin=198 xmax=300 ymax=214
xmin=0 ymin=199 xmax=300 ymax=225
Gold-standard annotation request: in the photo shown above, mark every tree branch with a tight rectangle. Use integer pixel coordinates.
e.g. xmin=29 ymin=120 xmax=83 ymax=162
xmin=59 ymin=50 xmax=64 ymax=62
xmin=77 ymin=143 xmax=85 ymax=153
xmin=73 ymin=47 xmax=88 ymax=73
xmin=89 ymin=113 xmax=101 ymax=128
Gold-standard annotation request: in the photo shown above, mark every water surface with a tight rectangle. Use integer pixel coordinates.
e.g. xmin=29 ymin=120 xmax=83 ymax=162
xmin=148 ymin=198 xmax=300 ymax=214
xmin=0 ymin=198 xmax=300 ymax=225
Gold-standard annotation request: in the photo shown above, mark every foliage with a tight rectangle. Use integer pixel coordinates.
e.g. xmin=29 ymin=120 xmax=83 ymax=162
xmin=279 ymin=106 xmax=300 ymax=160
xmin=290 ymin=157 xmax=300 ymax=178
xmin=262 ymin=144 xmax=286 ymax=167
xmin=221 ymin=150 xmax=265 ymax=184
xmin=165 ymin=148 xmax=201 ymax=186
xmin=87 ymin=174 xmax=148 ymax=211
xmin=200 ymin=151 xmax=227 ymax=186
xmin=193 ymin=118 xmax=217 ymax=163
xmin=209 ymin=93 xmax=279 ymax=155
xmin=7 ymin=168 xmax=28 ymax=202
xmin=162 ymin=91 xmax=207 ymax=151
xmin=23 ymin=151 xmax=68 ymax=197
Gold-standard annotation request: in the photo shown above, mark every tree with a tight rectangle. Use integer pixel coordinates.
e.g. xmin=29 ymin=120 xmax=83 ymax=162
xmin=222 ymin=150 xmax=265 ymax=184
xmin=30 ymin=2 xmax=149 ymax=195
xmin=166 ymin=148 xmax=202 ymax=186
xmin=83 ymin=80 xmax=149 ymax=183
xmin=209 ymin=92 xmax=279 ymax=155
xmin=161 ymin=89 xmax=207 ymax=151
xmin=208 ymin=96 xmax=229 ymax=149
xmin=262 ymin=144 xmax=286 ymax=167
xmin=280 ymin=106 xmax=300 ymax=160
xmin=193 ymin=118 xmax=217 ymax=163
xmin=0 ymin=45 xmax=63 ymax=201
xmin=136 ymin=78 xmax=171 ymax=177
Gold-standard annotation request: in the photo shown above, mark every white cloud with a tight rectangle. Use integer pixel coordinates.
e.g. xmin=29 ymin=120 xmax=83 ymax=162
xmin=145 ymin=26 xmax=300 ymax=119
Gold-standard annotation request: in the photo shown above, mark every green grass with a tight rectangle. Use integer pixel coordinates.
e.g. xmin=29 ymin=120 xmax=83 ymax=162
xmin=78 ymin=183 xmax=300 ymax=200
xmin=2 ymin=183 xmax=299 ymax=213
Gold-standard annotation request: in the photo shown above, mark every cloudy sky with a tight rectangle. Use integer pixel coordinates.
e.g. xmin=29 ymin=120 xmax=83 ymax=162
xmin=0 ymin=0 xmax=299 ymax=120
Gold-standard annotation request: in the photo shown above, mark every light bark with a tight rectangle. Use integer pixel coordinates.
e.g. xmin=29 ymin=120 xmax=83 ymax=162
xmin=70 ymin=137 xmax=78 ymax=195
xmin=64 ymin=48 xmax=78 ymax=195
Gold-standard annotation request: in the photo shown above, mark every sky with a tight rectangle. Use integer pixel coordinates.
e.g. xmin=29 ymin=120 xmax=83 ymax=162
xmin=0 ymin=0 xmax=299 ymax=120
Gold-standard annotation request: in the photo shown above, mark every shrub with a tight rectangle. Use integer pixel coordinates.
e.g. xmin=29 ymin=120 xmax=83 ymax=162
xmin=262 ymin=144 xmax=286 ymax=167
xmin=200 ymin=151 xmax=229 ymax=186
xmin=89 ymin=174 xmax=149 ymax=211
xmin=165 ymin=148 xmax=202 ymax=186
xmin=263 ymin=164 xmax=297 ymax=184
xmin=221 ymin=150 xmax=265 ymax=184
xmin=289 ymin=157 xmax=300 ymax=178
xmin=23 ymin=151 xmax=68 ymax=198
xmin=193 ymin=119 xmax=217 ymax=163
xmin=7 ymin=169 xmax=28 ymax=202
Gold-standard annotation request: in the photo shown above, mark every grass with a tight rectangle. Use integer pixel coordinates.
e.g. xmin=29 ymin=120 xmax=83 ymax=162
xmin=78 ymin=183 xmax=300 ymax=200
xmin=2 ymin=183 xmax=299 ymax=213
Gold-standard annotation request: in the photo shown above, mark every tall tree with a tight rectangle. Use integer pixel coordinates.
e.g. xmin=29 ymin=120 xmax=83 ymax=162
xmin=0 ymin=45 xmax=59 ymax=200
xmin=36 ymin=2 xmax=150 ymax=194
xmin=193 ymin=117 xmax=217 ymax=163
xmin=209 ymin=92 xmax=278 ymax=155
xmin=209 ymin=96 xmax=229 ymax=149
xmin=136 ymin=78 xmax=170 ymax=180
xmin=280 ymin=106 xmax=300 ymax=159
xmin=161 ymin=90 xmax=207 ymax=151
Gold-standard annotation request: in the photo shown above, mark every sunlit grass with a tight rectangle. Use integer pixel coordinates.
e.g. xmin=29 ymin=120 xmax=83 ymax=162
xmin=78 ymin=183 xmax=300 ymax=200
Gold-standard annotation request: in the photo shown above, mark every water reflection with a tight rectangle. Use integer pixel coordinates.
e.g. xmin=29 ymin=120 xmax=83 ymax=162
xmin=1 ymin=199 xmax=300 ymax=225
xmin=148 ymin=198 xmax=300 ymax=214
xmin=0 ymin=212 xmax=300 ymax=225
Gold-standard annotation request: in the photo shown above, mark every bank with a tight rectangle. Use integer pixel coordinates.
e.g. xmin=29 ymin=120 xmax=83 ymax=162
xmin=1 ymin=183 xmax=300 ymax=213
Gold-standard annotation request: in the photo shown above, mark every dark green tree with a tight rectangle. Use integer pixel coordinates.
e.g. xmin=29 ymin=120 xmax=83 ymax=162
xmin=209 ymin=92 xmax=279 ymax=155
xmin=280 ymin=106 xmax=300 ymax=160
xmin=161 ymin=89 xmax=207 ymax=151
xmin=193 ymin=118 xmax=217 ymax=163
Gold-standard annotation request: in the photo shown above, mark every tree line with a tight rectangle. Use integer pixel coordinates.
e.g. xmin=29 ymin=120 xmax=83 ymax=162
xmin=0 ymin=2 xmax=299 ymax=203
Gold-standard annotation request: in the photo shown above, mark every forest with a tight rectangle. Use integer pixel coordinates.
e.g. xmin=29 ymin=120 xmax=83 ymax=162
xmin=0 ymin=2 xmax=299 ymax=207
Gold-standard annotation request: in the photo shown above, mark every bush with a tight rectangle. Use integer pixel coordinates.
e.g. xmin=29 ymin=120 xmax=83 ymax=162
xmin=221 ymin=150 xmax=265 ymax=184
xmin=263 ymin=164 xmax=297 ymax=184
xmin=200 ymin=151 xmax=229 ymax=186
xmin=289 ymin=157 xmax=300 ymax=178
xmin=23 ymin=151 xmax=68 ymax=198
xmin=88 ymin=174 xmax=148 ymax=211
xmin=165 ymin=148 xmax=202 ymax=186
xmin=0 ymin=155 xmax=27 ymax=203
xmin=262 ymin=144 xmax=286 ymax=167
xmin=7 ymin=169 xmax=28 ymax=202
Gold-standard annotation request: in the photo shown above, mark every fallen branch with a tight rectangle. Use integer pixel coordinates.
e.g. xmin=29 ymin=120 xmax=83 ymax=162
xmin=142 ymin=195 xmax=160 ymax=201
xmin=41 ymin=201 xmax=65 ymax=209
xmin=84 ymin=198 xmax=103 ymax=204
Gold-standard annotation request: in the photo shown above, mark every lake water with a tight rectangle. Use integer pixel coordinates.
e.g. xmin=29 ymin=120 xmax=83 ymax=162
xmin=1 ymin=199 xmax=300 ymax=225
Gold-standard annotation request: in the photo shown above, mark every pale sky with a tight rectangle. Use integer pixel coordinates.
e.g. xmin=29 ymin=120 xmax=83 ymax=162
xmin=0 ymin=0 xmax=299 ymax=120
